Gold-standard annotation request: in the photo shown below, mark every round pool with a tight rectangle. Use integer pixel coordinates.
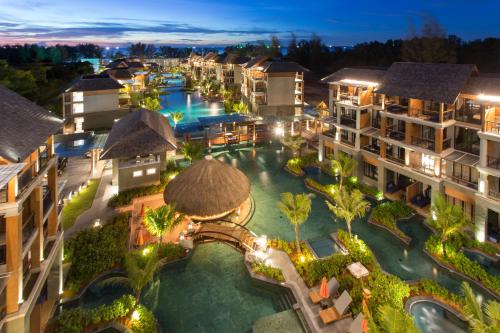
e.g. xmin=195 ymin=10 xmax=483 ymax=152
xmin=409 ymin=300 xmax=469 ymax=333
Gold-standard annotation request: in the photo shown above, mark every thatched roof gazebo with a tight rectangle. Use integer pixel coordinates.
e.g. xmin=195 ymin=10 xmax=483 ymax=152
xmin=163 ymin=156 xmax=251 ymax=221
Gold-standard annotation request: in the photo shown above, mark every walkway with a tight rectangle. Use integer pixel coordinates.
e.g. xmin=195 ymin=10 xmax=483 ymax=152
xmin=64 ymin=160 xmax=116 ymax=238
xmin=193 ymin=223 xmax=256 ymax=252
xmin=265 ymin=249 xmax=352 ymax=333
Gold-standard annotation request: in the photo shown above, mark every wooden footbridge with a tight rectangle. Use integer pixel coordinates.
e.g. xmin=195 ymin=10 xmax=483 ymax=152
xmin=192 ymin=221 xmax=257 ymax=252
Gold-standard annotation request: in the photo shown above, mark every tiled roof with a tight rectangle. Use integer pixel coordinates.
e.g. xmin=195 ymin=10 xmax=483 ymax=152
xmin=65 ymin=74 xmax=123 ymax=92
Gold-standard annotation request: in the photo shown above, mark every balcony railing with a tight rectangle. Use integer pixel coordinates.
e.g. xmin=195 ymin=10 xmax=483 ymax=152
xmin=17 ymin=168 xmax=34 ymax=196
xmin=443 ymin=138 xmax=452 ymax=150
xmin=340 ymin=137 xmax=355 ymax=147
xmin=489 ymin=188 xmax=500 ymax=201
xmin=22 ymin=214 xmax=36 ymax=247
xmin=455 ymin=106 xmax=482 ymax=125
xmin=387 ymin=128 xmax=405 ymax=141
xmin=43 ymin=189 xmax=52 ymax=216
xmin=0 ymin=188 xmax=6 ymax=203
xmin=412 ymin=136 xmax=435 ymax=151
xmin=386 ymin=154 xmax=405 ymax=165
xmin=338 ymin=93 xmax=359 ymax=106
xmin=409 ymin=108 xmax=454 ymax=123
xmin=445 ymin=175 xmax=478 ymax=190
xmin=487 ymin=156 xmax=500 ymax=170
xmin=340 ymin=116 xmax=356 ymax=128
xmin=362 ymin=144 xmax=380 ymax=154
xmin=321 ymin=130 xmax=336 ymax=139
xmin=386 ymin=104 xmax=408 ymax=114
xmin=485 ymin=121 xmax=500 ymax=135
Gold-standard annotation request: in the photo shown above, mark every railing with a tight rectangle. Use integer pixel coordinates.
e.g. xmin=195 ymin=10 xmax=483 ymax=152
xmin=485 ymin=121 xmax=500 ymax=135
xmin=487 ymin=156 xmax=500 ymax=170
xmin=446 ymin=175 xmax=478 ymax=190
xmin=321 ymin=130 xmax=336 ymax=139
xmin=387 ymin=128 xmax=405 ymax=141
xmin=340 ymin=137 xmax=355 ymax=147
xmin=409 ymin=108 xmax=454 ymax=123
xmin=362 ymin=144 xmax=380 ymax=154
xmin=43 ymin=189 xmax=52 ymax=216
xmin=17 ymin=168 xmax=34 ymax=196
xmin=0 ymin=188 xmax=6 ymax=203
xmin=455 ymin=106 xmax=482 ymax=125
xmin=22 ymin=214 xmax=36 ymax=247
xmin=385 ymin=104 xmax=408 ymax=114
xmin=340 ymin=116 xmax=356 ymax=128
xmin=442 ymin=138 xmax=452 ymax=150
xmin=412 ymin=136 xmax=435 ymax=151
xmin=119 ymin=155 xmax=160 ymax=169
xmin=489 ymin=189 xmax=500 ymax=201
xmin=386 ymin=154 xmax=405 ymax=165
xmin=338 ymin=93 xmax=359 ymax=106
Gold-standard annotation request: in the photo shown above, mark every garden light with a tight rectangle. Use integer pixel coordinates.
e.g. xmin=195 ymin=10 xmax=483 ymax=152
xmin=142 ymin=247 xmax=150 ymax=256
xmin=132 ymin=310 xmax=140 ymax=321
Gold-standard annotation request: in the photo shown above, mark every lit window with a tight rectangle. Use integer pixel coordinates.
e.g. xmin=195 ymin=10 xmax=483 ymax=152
xmin=73 ymin=103 xmax=84 ymax=114
xmin=133 ymin=170 xmax=143 ymax=178
xmin=72 ymin=92 xmax=84 ymax=102
xmin=146 ymin=168 xmax=156 ymax=175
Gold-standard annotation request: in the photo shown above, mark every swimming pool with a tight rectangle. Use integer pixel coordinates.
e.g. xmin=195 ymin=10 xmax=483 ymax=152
xmin=409 ymin=300 xmax=469 ymax=333
xmin=463 ymin=250 xmax=500 ymax=276
xmin=308 ymin=237 xmax=343 ymax=258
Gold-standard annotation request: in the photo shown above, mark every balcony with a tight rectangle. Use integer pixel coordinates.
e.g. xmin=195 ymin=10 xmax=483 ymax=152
xmin=386 ymin=104 xmax=408 ymax=114
xmin=386 ymin=154 xmax=405 ymax=165
xmin=362 ymin=143 xmax=380 ymax=154
xmin=43 ymin=189 xmax=52 ymax=217
xmin=446 ymin=175 xmax=479 ymax=190
xmin=339 ymin=116 xmax=356 ymax=128
xmin=22 ymin=214 xmax=36 ymax=247
xmin=387 ymin=128 xmax=405 ymax=141
xmin=340 ymin=137 xmax=355 ymax=147
xmin=489 ymin=189 xmax=500 ymax=201
xmin=412 ymin=136 xmax=435 ymax=151
xmin=485 ymin=121 xmax=500 ymax=135
xmin=17 ymin=168 xmax=34 ymax=196
xmin=321 ymin=130 xmax=336 ymax=140
xmin=487 ymin=156 xmax=500 ymax=170
xmin=455 ymin=105 xmax=482 ymax=125
xmin=0 ymin=188 xmax=6 ymax=203
xmin=409 ymin=108 xmax=454 ymax=123
xmin=442 ymin=138 xmax=452 ymax=150
xmin=338 ymin=93 xmax=359 ymax=106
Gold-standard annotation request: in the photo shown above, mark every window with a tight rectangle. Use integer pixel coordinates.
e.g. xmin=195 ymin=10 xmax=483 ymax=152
xmin=72 ymin=103 xmax=84 ymax=114
xmin=363 ymin=162 xmax=378 ymax=180
xmin=146 ymin=168 xmax=156 ymax=175
xmin=446 ymin=195 xmax=474 ymax=220
xmin=72 ymin=92 xmax=83 ymax=102
xmin=132 ymin=170 xmax=143 ymax=178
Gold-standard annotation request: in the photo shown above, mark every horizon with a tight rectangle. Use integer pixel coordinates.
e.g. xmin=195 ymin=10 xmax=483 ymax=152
xmin=1 ymin=0 xmax=499 ymax=47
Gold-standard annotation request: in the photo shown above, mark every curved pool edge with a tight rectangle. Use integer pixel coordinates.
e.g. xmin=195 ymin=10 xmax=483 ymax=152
xmin=405 ymin=296 xmax=469 ymax=323
xmin=367 ymin=217 xmax=412 ymax=248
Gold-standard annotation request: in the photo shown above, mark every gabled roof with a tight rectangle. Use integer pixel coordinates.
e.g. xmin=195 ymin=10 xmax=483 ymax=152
xmin=261 ymin=61 xmax=308 ymax=73
xmin=101 ymin=109 xmax=177 ymax=160
xmin=224 ymin=54 xmax=250 ymax=65
xmin=321 ymin=68 xmax=386 ymax=84
xmin=243 ymin=56 xmax=269 ymax=69
xmin=463 ymin=73 xmax=500 ymax=97
xmin=376 ymin=62 xmax=477 ymax=104
xmin=103 ymin=68 xmax=134 ymax=80
xmin=0 ymin=86 xmax=63 ymax=162
xmin=66 ymin=74 xmax=124 ymax=92
xmin=203 ymin=52 xmax=218 ymax=61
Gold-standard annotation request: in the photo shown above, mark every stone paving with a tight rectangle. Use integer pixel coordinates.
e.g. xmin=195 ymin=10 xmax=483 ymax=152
xmin=265 ymin=249 xmax=352 ymax=333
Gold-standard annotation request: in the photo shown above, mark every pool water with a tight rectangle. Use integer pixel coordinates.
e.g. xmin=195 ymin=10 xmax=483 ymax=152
xmin=308 ymin=238 xmax=342 ymax=258
xmin=159 ymin=80 xmax=225 ymax=125
xmin=410 ymin=301 xmax=469 ymax=333
xmin=463 ymin=250 xmax=500 ymax=276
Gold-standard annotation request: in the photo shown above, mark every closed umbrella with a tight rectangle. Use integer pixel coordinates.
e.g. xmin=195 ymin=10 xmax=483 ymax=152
xmin=319 ymin=277 xmax=329 ymax=299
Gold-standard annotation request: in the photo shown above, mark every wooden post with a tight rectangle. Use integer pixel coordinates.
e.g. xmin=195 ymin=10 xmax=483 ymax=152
xmin=6 ymin=214 xmax=22 ymax=313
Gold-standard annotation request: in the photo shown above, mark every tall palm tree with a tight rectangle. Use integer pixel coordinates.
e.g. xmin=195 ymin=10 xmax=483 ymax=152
xmin=462 ymin=282 xmax=500 ymax=333
xmin=170 ymin=111 xmax=184 ymax=127
xmin=426 ymin=194 xmax=469 ymax=257
xmin=330 ymin=154 xmax=357 ymax=189
xmin=103 ymin=249 xmax=164 ymax=302
xmin=180 ymin=141 xmax=203 ymax=164
xmin=326 ymin=186 xmax=369 ymax=238
xmin=277 ymin=193 xmax=312 ymax=254
xmin=365 ymin=304 xmax=420 ymax=333
xmin=144 ymin=204 xmax=184 ymax=244
xmin=281 ymin=135 xmax=305 ymax=157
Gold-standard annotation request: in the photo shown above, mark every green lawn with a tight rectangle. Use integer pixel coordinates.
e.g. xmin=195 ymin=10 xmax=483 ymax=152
xmin=62 ymin=179 xmax=100 ymax=230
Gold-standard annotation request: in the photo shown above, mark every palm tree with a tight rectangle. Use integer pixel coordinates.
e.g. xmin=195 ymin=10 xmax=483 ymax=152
xmin=326 ymin=186 xmax=369 ymax=238
xmin=180 ymin=141 xmax=203 ymax=164
xmin=426 ymin=194 xmax=469 ymax=258
xmin=103 ymin=249 xmax=164 ymax=302
xmin=277 ymin=193 xmax=312 ymax=254
xmin=462 ymin=281 xmax=500 ymax=333
xmin=330 ymin=154 xmax=357 ymax=189
xmin=281 ymin=135 xmax=305 ymax=157
xmin=365 ymin=304 xmax=420 ymax=333
xmin=170 ymin=111 xmax=184 ymax=127
xmin=144 ymin=204 xmax=184 ymax=244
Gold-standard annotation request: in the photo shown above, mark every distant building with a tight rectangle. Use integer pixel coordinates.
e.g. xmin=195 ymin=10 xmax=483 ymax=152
xmin=0 ymin=86 xmax=63 ymax=333
xmin=80 ymin=58 xmax=100 ymax=73
xmin=103 ymin=58 xmax=148 ymax=92
xmin=62 ymin=74 xmax=130 ymax=133
xmin=100 ymin=109 xmax=177 ymax=192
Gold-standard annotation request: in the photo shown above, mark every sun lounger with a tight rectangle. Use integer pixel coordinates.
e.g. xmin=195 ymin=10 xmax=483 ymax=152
xmin=309 ymin=277 xmax=340 ymax=304
xmin=319 ymin=290 xmax=353 ymax=325
xmin=349 ymin=313 xmax=365 ymax=333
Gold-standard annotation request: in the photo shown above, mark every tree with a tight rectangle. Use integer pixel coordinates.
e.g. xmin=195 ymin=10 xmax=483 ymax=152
xmin=281 ymin=135 xmax=305 ymax=157
xmin=426 ymin=194 xmax=469 ymax=258
xmin=103 ymin=249 xmax=164 ymax=302
xmin=365 ymin=304 xmax=420 ymax=333
xmin=270 ymin=35 xmax=281 ymax=58
xmin=462 ymin=281 xmax=500 ymax=333
xmin=144 ymin=204 xmax=184 ymax=244
xmin=326 ymin=186 xmax=369 ymax=238
xmin=277 ymin=193 xmax=312 ymax=254
xmin=287 ymin=33 xmax=299 ymax=61
xmin=331 ymin=153 xmax=357 ymax=189
xmin=170 ymin=111 xmax=184 ymax=127
xmin=232 ymin=101 xmax=248 ymax=114
xmin=180 ymin=142 xmax=203 ymax=164
xmin=143 ymin=96 xmax=161 ymax=112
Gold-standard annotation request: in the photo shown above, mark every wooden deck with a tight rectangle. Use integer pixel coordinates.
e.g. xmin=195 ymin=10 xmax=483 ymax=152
xmin=193 ymin=222 xmax=256 ymax=252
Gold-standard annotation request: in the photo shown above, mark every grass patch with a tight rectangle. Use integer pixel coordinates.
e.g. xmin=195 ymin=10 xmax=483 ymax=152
xmin=62 ymin=178 xmax=100 ymax=230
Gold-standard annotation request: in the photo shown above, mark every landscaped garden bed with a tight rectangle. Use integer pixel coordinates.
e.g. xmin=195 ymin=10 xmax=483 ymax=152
xmin=369 ymin=201 xmax=414 ymax=246
xmin=62 ymin=178 xmax=100 ymax=230
xmin=251 ymin=262 xmax=285 ymax=283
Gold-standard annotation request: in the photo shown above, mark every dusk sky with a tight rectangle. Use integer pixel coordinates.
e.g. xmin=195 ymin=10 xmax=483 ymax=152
xmin=1 ymin=0 xmax=499 ymax=46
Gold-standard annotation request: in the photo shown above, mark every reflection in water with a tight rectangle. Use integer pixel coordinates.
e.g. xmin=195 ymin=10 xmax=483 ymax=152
xmin=411 ymin=301 xmax=468 ymax=333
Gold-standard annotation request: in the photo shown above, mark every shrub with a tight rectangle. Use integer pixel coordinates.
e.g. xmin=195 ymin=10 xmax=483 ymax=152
xmin=65 ymin=214 xmax=129 ymax=292
xmin=286 ymin=158 xmax=303 ymax=175
xmin=338 ymin=274 xmax=364 ymax=315
xmin=337 ymin=230 xmax=375 ymax=268
xmin=130 ymin=305 xmax=158 ymax=333
xmin=108 ymin=169 xmax=181 ymax=208
xmin=251 ymin=262 xmax=285 ymax=282
xmin=157 ymin=242 xmax=185 ymax=261
xmin=367 ymin=269 xmax=410 ymax=313
xmin=370 ymin=201 xmax=414 ymax=240
xmin=412 ymin=279 xmax=464 ymax=307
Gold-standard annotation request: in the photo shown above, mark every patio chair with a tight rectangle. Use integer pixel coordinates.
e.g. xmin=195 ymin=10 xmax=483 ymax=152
xmin=309 ymin=277 xmax=340 ymax=304
xmin=348 ymin=313 xmax=365 ymax=333
xmin=319 ymin=290 xmax=353 ymax=325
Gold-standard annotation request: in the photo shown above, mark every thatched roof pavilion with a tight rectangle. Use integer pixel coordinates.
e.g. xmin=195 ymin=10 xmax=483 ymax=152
xmin=164 ymin=156 xmax=251 ymax=221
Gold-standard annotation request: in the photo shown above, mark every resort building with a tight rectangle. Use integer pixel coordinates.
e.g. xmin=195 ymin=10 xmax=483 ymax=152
xmin=200 ymin=52 xmax=218 ymax=82
xmin=0 ymin=86 xmax=64 ymax=333
xmin=220 ymin=54 xmax=250 ymax=94
xmin=241 ymin=57 xmax=307 ymax=117
xmin=100 ymin=109 xmax=177 ymax=192
xmin=187 ymin=52 xmax=203 ymax=81
xmin=102 ymin=59 xmax=148 ymax=92
xmin=318 ymin=62 xmax=500 ymax=243
xmin=62 ymin=74 xmax=131 ymax=133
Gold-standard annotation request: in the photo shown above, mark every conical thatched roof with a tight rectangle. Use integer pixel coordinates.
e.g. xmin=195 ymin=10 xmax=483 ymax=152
xmin=164 ymin=156 xmax=250 ymax=220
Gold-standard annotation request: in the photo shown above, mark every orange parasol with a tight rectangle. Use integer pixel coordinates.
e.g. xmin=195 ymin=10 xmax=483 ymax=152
xmin=140 ymin=204 xmax=146 ymax=218
xmin=136 ymin=228 xmax=144 ymax=247
xmin=319 ymin=277 xmax=329 ymax=299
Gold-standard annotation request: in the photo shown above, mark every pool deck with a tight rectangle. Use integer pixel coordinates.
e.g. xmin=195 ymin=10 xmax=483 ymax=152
xmin=265 ymin=248 xmax=352 ymax=333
